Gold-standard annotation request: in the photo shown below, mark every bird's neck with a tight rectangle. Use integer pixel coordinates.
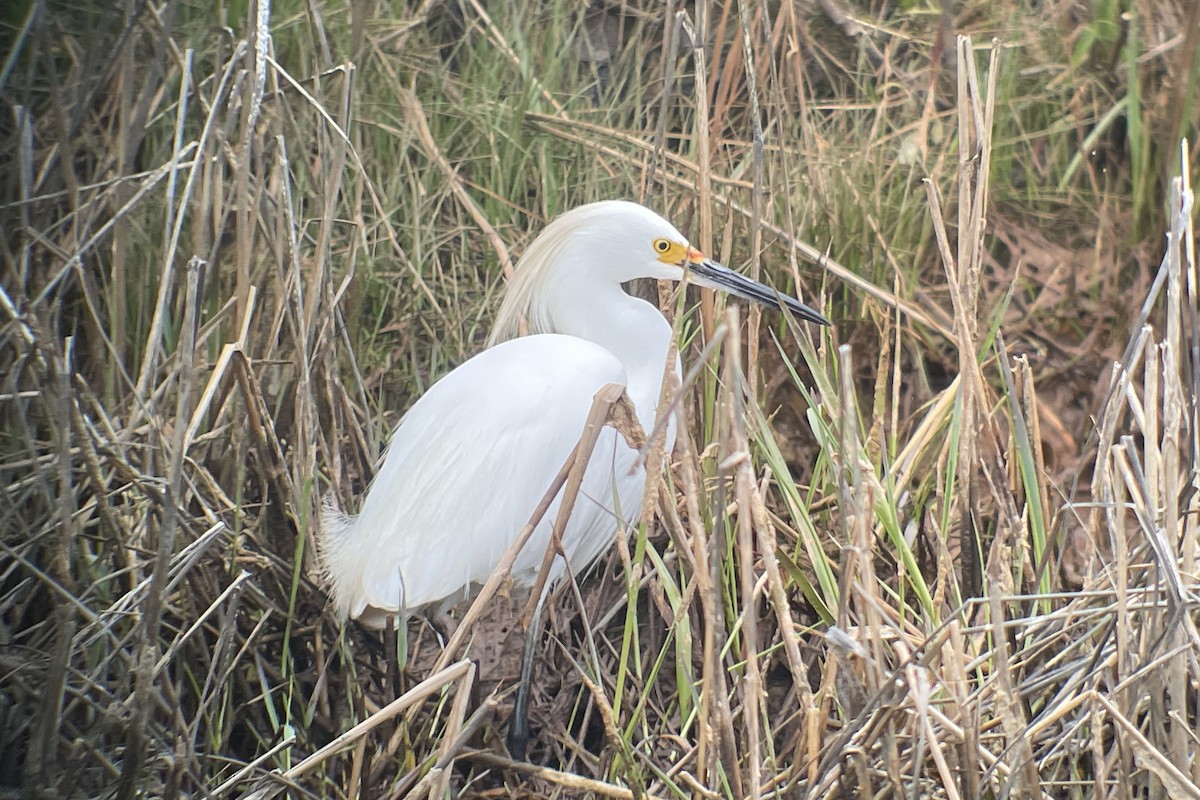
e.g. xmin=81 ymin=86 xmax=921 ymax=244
xmin=543 ymin=279 xmax=680 ymax=438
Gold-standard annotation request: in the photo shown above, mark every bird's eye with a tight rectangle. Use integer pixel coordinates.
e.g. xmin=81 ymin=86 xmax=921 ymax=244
xmin=653 ymin=238 xmax=672 ymax=253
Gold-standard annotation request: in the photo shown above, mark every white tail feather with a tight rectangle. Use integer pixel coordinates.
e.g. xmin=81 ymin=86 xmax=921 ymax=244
xmin=316 ymin=500 xmax=360 ymax=622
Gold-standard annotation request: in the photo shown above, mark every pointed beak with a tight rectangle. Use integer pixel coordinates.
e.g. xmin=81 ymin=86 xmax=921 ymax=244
xmin=684 ymin=250 xmax=831 ymax=327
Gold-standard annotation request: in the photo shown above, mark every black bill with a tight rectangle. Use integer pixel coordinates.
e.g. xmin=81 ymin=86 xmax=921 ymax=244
xmin=688 ymin=259 xmax=831 ymax=327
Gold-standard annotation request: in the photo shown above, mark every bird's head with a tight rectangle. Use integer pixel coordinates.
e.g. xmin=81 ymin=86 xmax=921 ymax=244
xmin=490 ymin=200 xmax=830 ymax=344
xmin=543 ymin=200 xmax=702 ymax=284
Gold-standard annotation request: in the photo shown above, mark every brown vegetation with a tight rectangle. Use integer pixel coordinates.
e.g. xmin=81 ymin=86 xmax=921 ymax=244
xmin=2 ymin=0 xmax=1199 ymax=798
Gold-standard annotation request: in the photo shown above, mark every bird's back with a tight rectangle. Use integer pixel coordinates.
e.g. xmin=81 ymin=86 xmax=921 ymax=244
xmin=319 ymin=334 xmax=645 ymax=625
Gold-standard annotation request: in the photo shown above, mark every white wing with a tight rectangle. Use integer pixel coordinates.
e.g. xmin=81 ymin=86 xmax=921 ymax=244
xmin=319 ymin=333 xmax=647 ymax=625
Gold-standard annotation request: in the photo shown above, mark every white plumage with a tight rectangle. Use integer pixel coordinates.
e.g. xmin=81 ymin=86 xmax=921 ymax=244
xmin=319 ymin=200 xmax=828 ymax=627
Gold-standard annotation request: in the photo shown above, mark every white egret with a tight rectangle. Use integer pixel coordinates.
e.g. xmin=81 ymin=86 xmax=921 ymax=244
xmin=319 ymin=200 xmax=828 ymax=631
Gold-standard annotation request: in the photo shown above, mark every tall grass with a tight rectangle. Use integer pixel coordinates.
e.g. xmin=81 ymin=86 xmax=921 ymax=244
xmin=2 ymin=0 xmax=1198 ymax=797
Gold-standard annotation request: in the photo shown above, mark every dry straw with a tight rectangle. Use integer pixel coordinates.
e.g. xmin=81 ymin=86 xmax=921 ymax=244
xmin=2 ymin=1 xmax=1198 ymax=798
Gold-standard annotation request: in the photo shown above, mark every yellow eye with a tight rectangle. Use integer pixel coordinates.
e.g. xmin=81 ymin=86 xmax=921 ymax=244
xmin=653 ymin=238 xmax=672 ymax=254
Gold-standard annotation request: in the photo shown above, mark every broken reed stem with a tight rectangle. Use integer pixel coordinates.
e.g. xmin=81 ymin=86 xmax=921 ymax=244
xmin=425 ymin=384 xmax=629 ymax=676
xmin=521 ymin=384 xmax=643 ymax=627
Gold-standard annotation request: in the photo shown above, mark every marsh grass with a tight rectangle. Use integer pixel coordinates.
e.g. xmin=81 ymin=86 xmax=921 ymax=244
xmin=2 ymin=0 xmax=1199 ymax=797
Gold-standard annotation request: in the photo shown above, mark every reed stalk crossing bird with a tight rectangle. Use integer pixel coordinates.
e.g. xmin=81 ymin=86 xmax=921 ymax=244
xmin=318 ymin=200 xmax=828 ymax=751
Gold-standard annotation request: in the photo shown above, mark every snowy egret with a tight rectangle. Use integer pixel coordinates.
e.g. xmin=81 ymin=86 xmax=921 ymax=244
xmin=319 ymin=200 xmax=828 ymax=626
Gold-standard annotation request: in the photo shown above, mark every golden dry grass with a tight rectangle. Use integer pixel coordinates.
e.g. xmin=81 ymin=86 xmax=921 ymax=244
xmin=2 ymin=1 xmax=1200 ymax=798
